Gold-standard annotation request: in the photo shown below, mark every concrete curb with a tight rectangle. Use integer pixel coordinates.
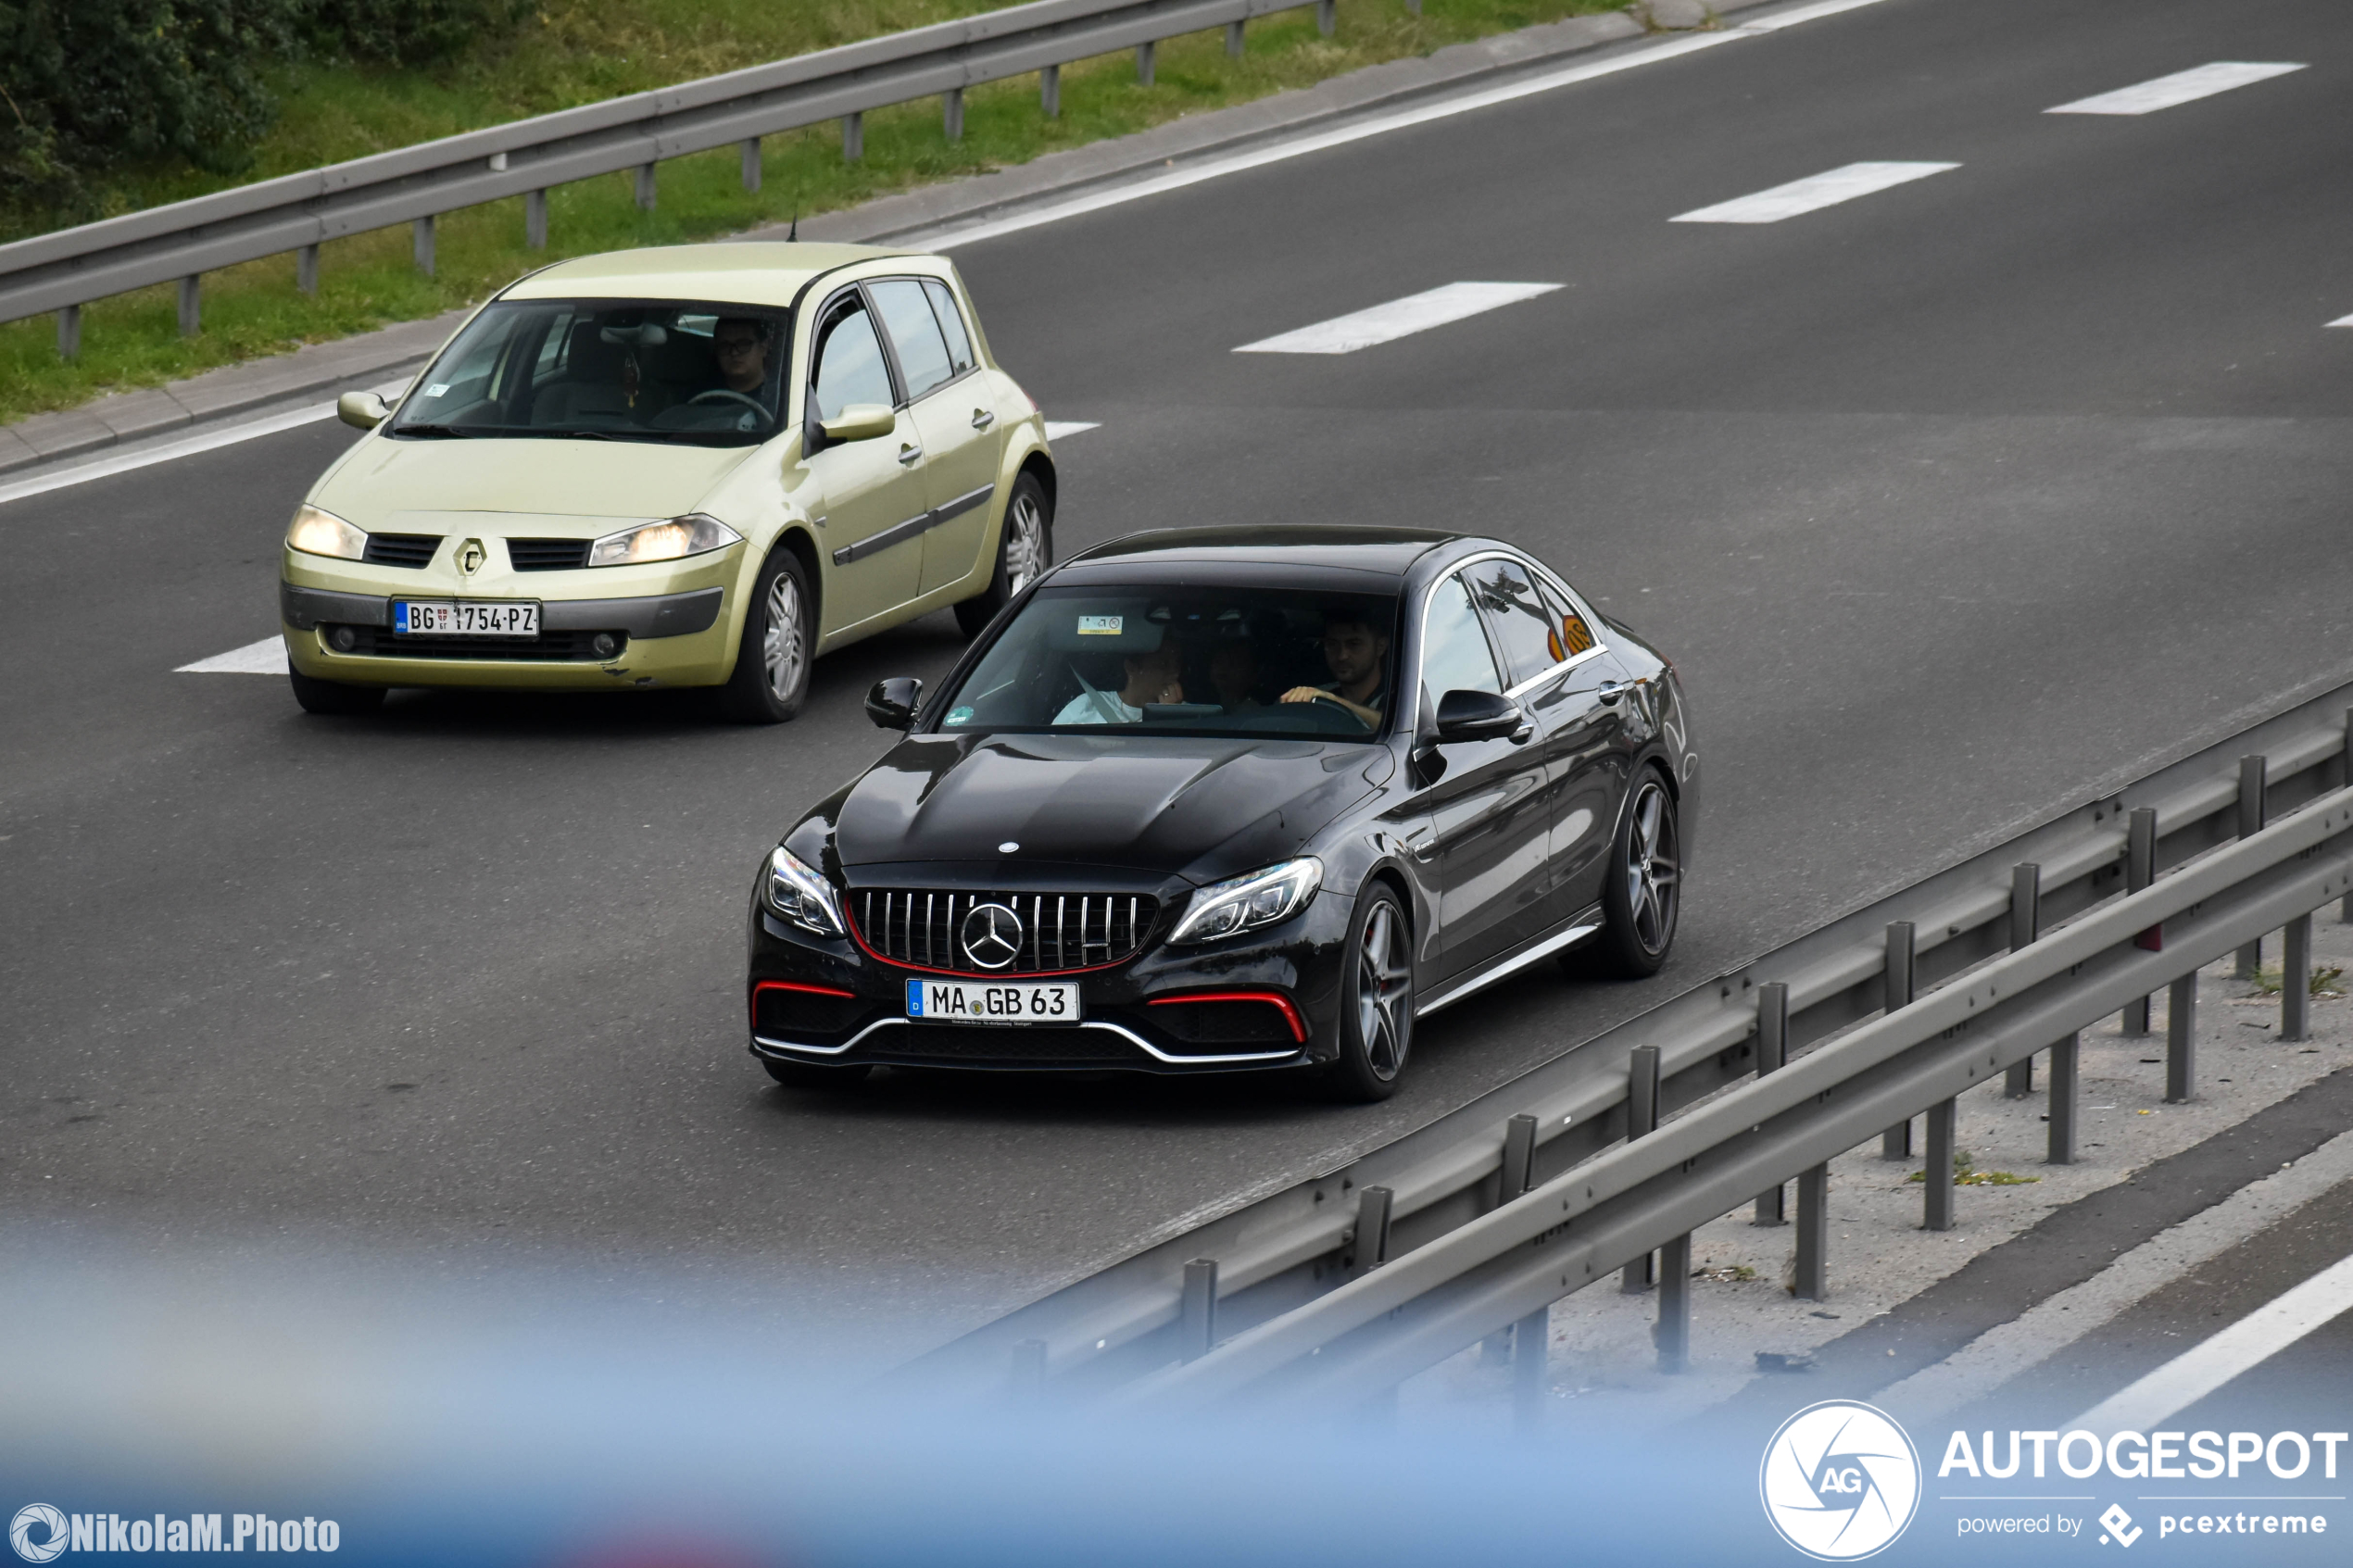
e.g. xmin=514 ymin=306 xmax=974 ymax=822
xmin=0 ymin=0 xmax=1767 ymax=477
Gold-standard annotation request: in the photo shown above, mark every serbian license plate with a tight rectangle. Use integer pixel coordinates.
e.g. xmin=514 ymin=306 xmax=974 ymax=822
xmin=393 ymin=600 xmax=540 ymax=636
xmin=905 ymin=978 xmax=1078 ymax=1025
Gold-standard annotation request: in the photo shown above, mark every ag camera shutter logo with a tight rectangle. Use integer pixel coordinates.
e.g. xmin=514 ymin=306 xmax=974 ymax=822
xmin=10 ymin=1506 xmax=67 ymax=1564
xmin=1760 ymin=1400 xmax=1922 ymax=1560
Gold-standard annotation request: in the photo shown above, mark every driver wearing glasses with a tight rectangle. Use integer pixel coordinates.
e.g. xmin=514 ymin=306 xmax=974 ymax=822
xmin=711 ymin=318 xmax=774 ymax=404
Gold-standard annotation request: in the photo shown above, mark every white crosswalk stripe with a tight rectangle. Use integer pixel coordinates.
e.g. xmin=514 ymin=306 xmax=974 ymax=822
xmin=1234 ymin=282 xmax=1562 ymax=356
xmin=177 ymin=636 xmax=288 ymax=674
xmin=2047 ymin=61 xmax=2305 ymax=117
xmin=1670 ymin=161 xmax=1958 ymax=224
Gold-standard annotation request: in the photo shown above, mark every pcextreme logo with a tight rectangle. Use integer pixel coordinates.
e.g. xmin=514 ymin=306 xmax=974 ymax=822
xmin=1761 ymin=1400 xmax=1924 ymax=1561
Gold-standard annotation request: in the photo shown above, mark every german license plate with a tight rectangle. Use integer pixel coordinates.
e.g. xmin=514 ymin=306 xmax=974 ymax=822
xmin=393 ymin=600 xmax=540 ymax=636
xmin=905 ymin=978 xmax=1077 ymax=1025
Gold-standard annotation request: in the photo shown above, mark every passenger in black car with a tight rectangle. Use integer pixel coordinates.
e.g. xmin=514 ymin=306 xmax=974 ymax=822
xmin=1280 ymin=608 xmax=1390 ymax=727
xmin=1053 ymin=642 xmax=1187 ymax=724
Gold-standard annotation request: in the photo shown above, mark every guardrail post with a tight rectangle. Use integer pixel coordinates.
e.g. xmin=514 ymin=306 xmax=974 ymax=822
xmin=635 ymin=164 xmax=658 ymax=211
xmin=1040 ymin=63 xmax=1061 ymax=118
xmin=2007 ymin=863 xmax=2041 ymax=1098
xmin=1349 ymin=1185 xmax=1392 ymax=1278
xmin=842 ymin=112 xmax=864 ymax=162
xmin=944 ymin=88 xmax=965 ymax=143
xmin=177 ymin=275 xmax=200 ymax=337
xmin=2124 ymin=807 xmax=2157 ymax=1034
xmin=412 ymin=216 xmax=435 ymax=277
xmin=1793 ymin=1164 xmax=1828 ymax=1299
xmin=524 ymin=190 xmax=548 ymax=248
xmin=1011 ymin=1337 xmax=1047 ymax=1399
xmin=1317 ymin=0 xmax=1337 ymax=35
xmin=740 ymin=137 xmax=762 ymax=193
xmin=1621 ymin=1044 xmax=1660 ymax=1292
xmin=2236 ymin=756 xmax=2268 ymax=977
xmin=1922 ymin=1097 xmax=1956 ymax=1231
xmin=1655 ymin=1233 xmax=1691 ymax=1373
xmin=1512 ymin=1301 xmax=1547 ymax=1430
xmin=1881 ymin=922 xmax=1915 ymax=1157
xmin=2165 ymin=971 xmax=2196 ymax=1103
xmin=2344 ymin=710 xmax=2353 ymax=922
xmin=1227 ymin=19 xmax=1246 ymax=54
xmin=56 ymin=305 xmax=80 ymax=360
xmin=2047 ymin=1033 xmax=2079 ymax=1165
xmin=1137 ymin=40 xmax=1155 ymax=85
xmin=1754 ymin=982 xmax=1788 ymax=1224
xmin=2284 ymin=913 xmax=2312 ymax=1042
xmin=1179 ymin=1258 xmax=1217 ymax=1361
xmin=296 ymin=244 xmax=320 ymax=295
xmin=1482 ymin=1114 xmax=1541 ymax=1365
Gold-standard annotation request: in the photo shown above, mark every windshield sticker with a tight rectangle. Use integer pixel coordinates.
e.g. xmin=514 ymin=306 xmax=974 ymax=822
xmin=1076 ymin=615 xmax=1123 ymax=635
xmin=945 ymin=706 xmax=975 ymax=725
xmin=423 ymin=383 xmax=450 ymax=398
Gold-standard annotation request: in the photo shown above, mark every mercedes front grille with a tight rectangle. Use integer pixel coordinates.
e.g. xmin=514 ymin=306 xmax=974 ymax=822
xmin=852 ymin=889 xmax=1157 ymax=974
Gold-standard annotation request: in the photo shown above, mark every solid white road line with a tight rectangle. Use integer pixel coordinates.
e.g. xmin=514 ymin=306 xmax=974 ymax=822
xmin=1042 ymin=420 xmax=1100 ymax=439
xmin=2047 ymin=62 xmax=2306 ymax=117
xmin=177 ymin=636 xmax=288 ymax=675
xmin=920 ymin=0 xmax=1902 ymax=252
xmin=2070 ymin=1249 xmax=2353 ymax=1434
xmin=1234 ymin=282 xmax=1562 ymax=356
xmin=0 ymin=373 xmax=415 ymax=510
xmin=2326 ymin=313 xmax=2353 ymax=330
xmin=1670 ymin=160 xmax=1958 ymax=223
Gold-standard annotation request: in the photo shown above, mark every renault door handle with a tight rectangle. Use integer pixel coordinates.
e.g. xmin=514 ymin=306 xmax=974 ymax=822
xmin=897 ymin=443 xmax=924 ymax=465
xmin=970 ymin=408 xmax=997 ymax=431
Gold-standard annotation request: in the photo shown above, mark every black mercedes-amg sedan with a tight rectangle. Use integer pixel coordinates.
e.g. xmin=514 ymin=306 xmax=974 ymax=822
xmin=745 ymin=527 xmax=1696 ymax=1100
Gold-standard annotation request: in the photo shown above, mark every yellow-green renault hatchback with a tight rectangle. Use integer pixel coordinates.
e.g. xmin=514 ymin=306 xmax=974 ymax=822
xmin=281 ymin=243 xmax=1055 ymax=720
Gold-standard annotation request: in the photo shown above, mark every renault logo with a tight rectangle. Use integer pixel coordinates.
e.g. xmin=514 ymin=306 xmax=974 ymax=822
xmin=457 ymin=538 xmax=486 ymax=575
xmin=960 ymin=903 xmax=1024 ymax=970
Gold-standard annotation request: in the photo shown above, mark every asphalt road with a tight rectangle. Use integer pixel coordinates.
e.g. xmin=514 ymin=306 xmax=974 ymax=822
xmin=5 ymin=0 xmax=2352 ymax=1369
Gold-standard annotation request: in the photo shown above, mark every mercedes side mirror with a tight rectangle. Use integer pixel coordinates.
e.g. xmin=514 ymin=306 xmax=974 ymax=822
xmin=337 ymin=391 xmax=389 ymax=430
xmin=865 ymin=676 xmax=922 ymax=731
xmin=820 ymin=403 xmax=896 ymax=444
xmin=1433 ymin=688 xmax=1527 ymax=744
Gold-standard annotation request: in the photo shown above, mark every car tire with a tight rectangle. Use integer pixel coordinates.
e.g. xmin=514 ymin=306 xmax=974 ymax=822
xmin=720 ymin=549 xmax=814 ymax=724
xmin=288 ymin=669 xmax=385 ymax=715
xmin=1590 ymin=768 xmax=1681 ymax=978
xmin=953 ymin=470 xmax=1051 ymax=639
xmin=1320 ymin=884 xmax=1414 ymax=1103
xmin=761 ymin=1057 xmax=873 ymax=1089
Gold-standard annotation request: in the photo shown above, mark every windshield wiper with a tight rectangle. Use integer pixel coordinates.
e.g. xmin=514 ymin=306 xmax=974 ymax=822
xmin=392 ymin=422 xmax=478 ymax=439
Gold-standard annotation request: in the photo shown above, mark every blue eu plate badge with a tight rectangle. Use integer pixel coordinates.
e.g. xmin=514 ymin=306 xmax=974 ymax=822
xmin=906 ymin=979 xmax=925 ymax=1017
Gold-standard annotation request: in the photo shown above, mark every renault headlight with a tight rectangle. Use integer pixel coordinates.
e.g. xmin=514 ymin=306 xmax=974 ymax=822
xmin=588 ymin=513 xmax=742 ymax=568
xmin=1169 ymin=857 xmax=1324 ymax=946
xmin=764 ymin=845 xmax=845 ymax=937
xmin=287 ymin=504 xmax=367 ymax=560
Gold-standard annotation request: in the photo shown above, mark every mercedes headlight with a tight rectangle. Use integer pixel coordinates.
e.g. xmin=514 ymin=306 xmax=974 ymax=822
xmin=286 ymin=504 xmax=366 ymax=561
xmin=588 ymin=513 xmax=743 ymax=568
xmin=1169 ymin=857 xmax=1325 ymax=945
xmin=764 ymin=845 xmax=845 ymax=937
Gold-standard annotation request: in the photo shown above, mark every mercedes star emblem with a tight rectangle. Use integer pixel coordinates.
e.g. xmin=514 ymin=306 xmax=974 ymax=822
xmin=960 ymin=902 xmax=1025 ymax=970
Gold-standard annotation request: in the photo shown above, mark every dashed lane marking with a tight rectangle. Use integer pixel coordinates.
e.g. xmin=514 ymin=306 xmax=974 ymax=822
xmin=177 ymin=637 xmax=289 ymax=674
xmin=2047 ymin=61 xmax=2307 ymax=117
xmin=1042 ymin=420 xmax=1099 ymax=439
xmin=1670 ymin=160 xmax=1959 ymax=224
xmin=1234 ymin=282 xmax=1563 ymax=356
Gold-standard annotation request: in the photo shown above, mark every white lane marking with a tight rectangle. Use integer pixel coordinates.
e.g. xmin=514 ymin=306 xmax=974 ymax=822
xmin=1879 ymin=1125 xmax=2353 ymax=1421
xmin=0 ymin=374 xmax=414 ymax=509
xmin=1235 ymin=282 xmax=1562 ymax=356
xmin=1042 ymin=420 xmax=1099 ymax=440
xmin=2070 ymin=1248 xmax=2353 ymax=1433
xmin=923 ymin=0 xmax=1902 ymax=252
xmin=177 ymin=636 xmax=288 ymax=675
xmin=2047 ymin=61 xmax=2306 ymax=117
xmin=2326 ymin=313 xmax=2353 ymax=329
xmin=1670 ymin=160 xmax=1958 ymax=223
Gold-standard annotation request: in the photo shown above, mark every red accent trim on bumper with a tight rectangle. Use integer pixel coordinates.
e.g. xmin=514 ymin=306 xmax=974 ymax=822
xmin=750 ymin=979 xmax=858 ymax=1026
xmin=1146 ymin=989 xmax=1307 ymax=1044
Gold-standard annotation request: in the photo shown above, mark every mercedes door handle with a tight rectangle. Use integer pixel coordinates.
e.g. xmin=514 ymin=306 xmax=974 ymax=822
xmin=897 ymin=443 xmax=924 ymax=465
xmin=970 ymin=408 xmax=997 ymax=431
xmin=1596 ymin=681 xmax=1630 ymax=706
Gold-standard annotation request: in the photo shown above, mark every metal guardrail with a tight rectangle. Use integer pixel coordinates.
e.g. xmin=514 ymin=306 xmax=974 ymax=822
xmin=2 ymin=0 xmax=1341 ymax=355
xmin=910 ymin=681 xmax=2353 ymax=1409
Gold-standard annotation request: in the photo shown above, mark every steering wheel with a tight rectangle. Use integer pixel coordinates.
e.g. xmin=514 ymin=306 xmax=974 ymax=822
xmin=687 ymin=389 xmax=768 ymax=414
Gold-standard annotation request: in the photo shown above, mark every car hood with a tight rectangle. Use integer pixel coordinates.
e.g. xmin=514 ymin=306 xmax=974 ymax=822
xmin=821 ymin=734 xmax=1390 ymax=883
xmin=312 ymin=435 xmax=755 ymax=533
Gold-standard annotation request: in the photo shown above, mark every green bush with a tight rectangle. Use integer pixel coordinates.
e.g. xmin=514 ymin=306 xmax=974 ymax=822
xmin=302 ymin=0 xmax=531 ymax=67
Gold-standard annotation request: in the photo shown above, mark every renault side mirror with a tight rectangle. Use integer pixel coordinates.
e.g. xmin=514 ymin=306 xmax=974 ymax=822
xmin=820 ymin=403 xmax=896 ymax=444
xmin=1433 ymin=688 xmax=1528 ymax=744
xmin=337 ymin=391 xmax=389 ymax=430
xmin=865 ymin=676 xmax=922 ymax=730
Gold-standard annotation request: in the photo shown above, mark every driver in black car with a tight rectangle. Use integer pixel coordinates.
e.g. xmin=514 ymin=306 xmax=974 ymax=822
xmin=1280 ymin=609 xmax=1390 ymax=727
xmin=711 ymin=317 xmax=773 ymax=404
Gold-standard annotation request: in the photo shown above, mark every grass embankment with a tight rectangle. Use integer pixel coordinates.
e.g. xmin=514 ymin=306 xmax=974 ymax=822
xmin=0 ymin=0 xmax=1622 ymax=427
